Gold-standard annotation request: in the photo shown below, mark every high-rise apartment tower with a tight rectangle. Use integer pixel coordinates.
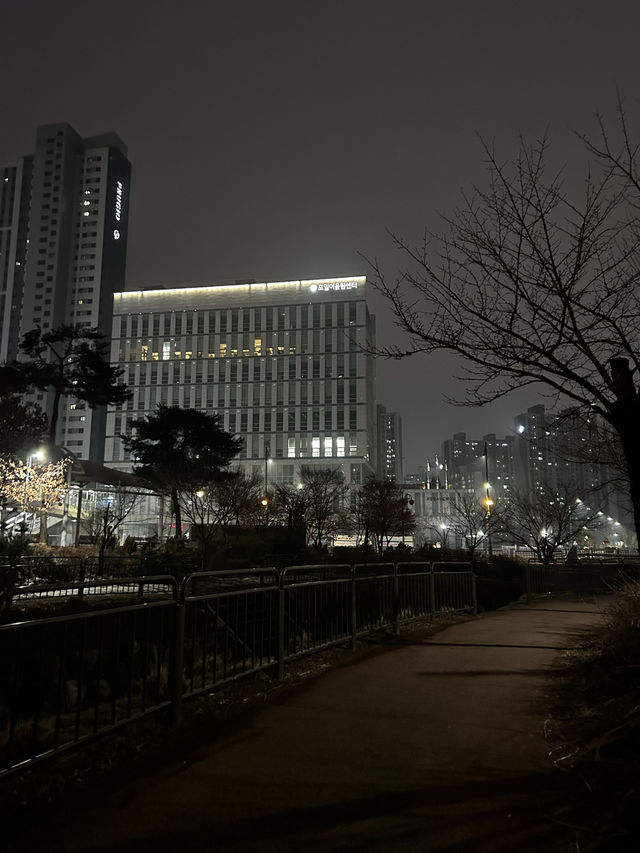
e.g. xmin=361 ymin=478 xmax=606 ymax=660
xmin=0 ymin=122 xmax=131 ymax=460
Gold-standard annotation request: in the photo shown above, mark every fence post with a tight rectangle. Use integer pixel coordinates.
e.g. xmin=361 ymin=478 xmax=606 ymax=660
xmin=471 ymin=571 xmax=478 ymax=616
xmin=276 ymin=570 xmax=286 ymax=681
xmin=525 ymin=563 xmax=532 ymax=605
xmin=78 ymin=557 xmax=86 ymax=600
xmin=350 ymin=565 xmax=357 ymax=649
xmin=393 ymin=564 xmax=400 ymax=635
xmin=429 ymin=564 xmax=436 ymax=619
xmin=170 ymin=599 xmax=186 ymax=727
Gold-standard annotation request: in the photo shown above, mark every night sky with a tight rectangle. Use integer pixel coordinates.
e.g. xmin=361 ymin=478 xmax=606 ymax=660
xmin=2 ymin=0 xmax=639 ymax=472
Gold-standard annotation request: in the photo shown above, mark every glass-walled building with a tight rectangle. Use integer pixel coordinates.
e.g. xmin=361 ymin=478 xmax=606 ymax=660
xmin=105 ymin=276 xmax=377 ymax=488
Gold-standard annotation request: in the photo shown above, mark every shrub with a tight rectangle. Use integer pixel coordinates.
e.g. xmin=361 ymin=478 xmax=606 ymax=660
xmin=122 ymin=536 xmax=138 ymax=555
xmin=601 ymin=581 xmax=640 ymax=673
xmin=474 ymin=555 xmax=527 ymax=611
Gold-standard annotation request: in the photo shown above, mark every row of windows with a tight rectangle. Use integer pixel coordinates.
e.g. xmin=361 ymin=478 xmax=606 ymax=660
xmin=122 ymin=382 xmax=361 ymax=407
xmin=109 ymin=432 xmax=362 ymax=462
xmin=119 ymin=330 xmax=360 ymax=361
xmin=121 ymin=361 xmax=361 ymax=388
xmin=115 ymin=302 xmax=361 ymax=338
xmin=115 ymin=405 xmax=361 ymax=434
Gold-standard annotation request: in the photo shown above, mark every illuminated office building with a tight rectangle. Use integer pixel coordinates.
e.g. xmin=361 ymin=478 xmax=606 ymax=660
xmin=0 ymin=122 xmax=131 ymax=460
xmin=105 ymin=277 xmax=377 ymax=488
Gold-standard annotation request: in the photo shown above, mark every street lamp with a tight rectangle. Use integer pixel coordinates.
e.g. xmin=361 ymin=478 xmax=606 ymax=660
xmin=483 ymin=487 xmax=494 ymax=558
xmin=483 ymin=442 xmax=494 ymax=557
xmin=24 ymin=449 xmax=45 ymax=534
xmin=401 ymin=492 xmax=414 ymax=545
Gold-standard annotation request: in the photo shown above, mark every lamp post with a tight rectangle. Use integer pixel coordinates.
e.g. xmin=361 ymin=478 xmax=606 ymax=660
xmin=483 ymin=443 xmax=493 ymax=557
xmin=60 ymin=450 xmax=75 ymax=547
xmin=264 ymin=441 xmax=270 ymax=499
xmin=24 ymin=449 xmax=43 ymax=535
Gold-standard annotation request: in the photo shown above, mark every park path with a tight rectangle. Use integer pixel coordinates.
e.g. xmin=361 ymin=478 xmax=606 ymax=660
xmin=30 ymin=598 xmax=604 ymax=852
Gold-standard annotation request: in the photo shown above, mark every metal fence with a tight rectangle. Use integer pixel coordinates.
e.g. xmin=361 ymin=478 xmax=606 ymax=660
xmin=525 ymin=560 xmax=640 ymax=600
xmin=0 ymin=562 xmax=475 ymax=776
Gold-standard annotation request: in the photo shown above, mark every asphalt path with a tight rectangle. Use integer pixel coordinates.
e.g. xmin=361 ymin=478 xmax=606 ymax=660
xmin=31 ymin=598 xmax=604 ymax=853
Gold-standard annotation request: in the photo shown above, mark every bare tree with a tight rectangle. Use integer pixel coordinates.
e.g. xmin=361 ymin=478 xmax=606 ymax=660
xmin=498 ymin=485 xmax=604 ymax=565
xmin=368 ymin=99 xmax=640 ymax=548
xmin=272 ymin=484 xmax=308 ymax=535
xmin=448 ymin=491 xmax=499 ymax=560
xmin=80 ymin=507 xmax=104 ymax=547
xmin=300 ymin=465 xmax=348 ymax=548
xmin=421 ymin=517 xmax=453 ymax=551
xmin=85 ymin=487 xmax=144 ymax=574
xmin=215 ymin=470 xmax=264 ymax=533
xmin=180 ymin=485 xmax=232 ymax=569
xmin=358 ymin=478 xmax=414 ymax=553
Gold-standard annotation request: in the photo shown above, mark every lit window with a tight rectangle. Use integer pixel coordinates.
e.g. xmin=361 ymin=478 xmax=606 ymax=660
xmin=324 ymin=438 xmax=333 ymax=457
xmin=288 ymin=438 xmax=296 ymax=458
xmin=312 ymin=437 xmax=320 ymax=458
xmin=336 ymin=436 xmax=345 ymax=457
xmin=162 ymin=342 xmax=170 ymax=360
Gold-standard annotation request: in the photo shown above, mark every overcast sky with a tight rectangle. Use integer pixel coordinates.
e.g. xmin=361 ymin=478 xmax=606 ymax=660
xmin=2 ymin=0 xmax=639 ymax=471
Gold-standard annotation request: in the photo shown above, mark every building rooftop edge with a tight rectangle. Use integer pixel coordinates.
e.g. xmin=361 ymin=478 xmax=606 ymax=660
xmin=114 ymin=276 xmax=367 ymax=299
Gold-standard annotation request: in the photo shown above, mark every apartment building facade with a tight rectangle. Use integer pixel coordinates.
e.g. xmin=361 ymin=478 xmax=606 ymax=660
xmin=0 ymin=122 xmax=131 ymax=460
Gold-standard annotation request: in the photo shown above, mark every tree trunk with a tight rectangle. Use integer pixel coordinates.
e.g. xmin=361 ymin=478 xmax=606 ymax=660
xmin=608 ymin=362 xmax=640 ymax=553
xmin=615 ymin=424 xmax=640 ymax=553
xmin=48 ymin=388 xmax=63 ymax=446
xmin=171 ymin=488 xmax=182 ymax=537
xmin=39 ymin=508 xmax=48 ymax=544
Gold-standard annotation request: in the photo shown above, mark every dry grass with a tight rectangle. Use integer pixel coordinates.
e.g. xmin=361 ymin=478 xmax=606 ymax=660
xmin=546 ymin=583 xmax=640 ymax=852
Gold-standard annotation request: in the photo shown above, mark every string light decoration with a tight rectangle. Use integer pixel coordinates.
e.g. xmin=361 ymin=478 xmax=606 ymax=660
xmin=0 ymin=457 xmax=72 ymax=510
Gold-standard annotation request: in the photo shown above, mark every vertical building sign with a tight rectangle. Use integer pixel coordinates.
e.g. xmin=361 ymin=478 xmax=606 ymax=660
xmin=113 ymin=179 xmax=124 ymax=240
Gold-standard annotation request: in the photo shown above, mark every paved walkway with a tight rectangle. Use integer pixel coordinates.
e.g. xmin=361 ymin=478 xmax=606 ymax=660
xmin=28 ymin=599 xmax=605 ymax=852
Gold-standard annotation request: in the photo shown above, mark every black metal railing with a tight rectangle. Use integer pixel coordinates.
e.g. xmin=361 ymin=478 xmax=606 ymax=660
xmin=0 ymin=562 xmax=476 ymax=775
xmin=0 ymin=576 xmax=178 ymax=773
xmin=524 ymin=561 xmax=640 ymax=601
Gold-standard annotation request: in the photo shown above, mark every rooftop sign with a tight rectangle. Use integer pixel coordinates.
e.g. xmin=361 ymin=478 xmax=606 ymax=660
xmin=309 ymin=281 xmax=359 ymax=292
